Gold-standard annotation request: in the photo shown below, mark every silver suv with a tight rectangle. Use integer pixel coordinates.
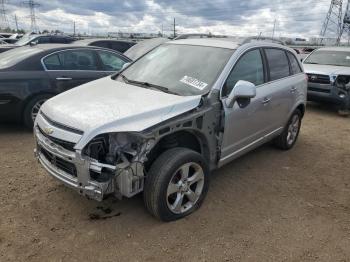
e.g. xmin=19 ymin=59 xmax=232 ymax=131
xmin=34 ymin=39 xmax=307 ymax=221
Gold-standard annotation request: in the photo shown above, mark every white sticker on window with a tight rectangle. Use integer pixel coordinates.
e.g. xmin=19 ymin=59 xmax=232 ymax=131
xmin=180 ymin=76 xmax=208 ymax=90
xmin=346 ymin=56 xmax=350 ymax=60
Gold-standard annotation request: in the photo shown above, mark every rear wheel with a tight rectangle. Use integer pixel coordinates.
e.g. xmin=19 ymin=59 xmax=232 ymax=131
xmin=23 ymin=94 xmax=52 ymax=129
xmin=144 ymin=148 xmax=209 ymax=222
xmin=274 ymin=109 xmax=302 ymax=150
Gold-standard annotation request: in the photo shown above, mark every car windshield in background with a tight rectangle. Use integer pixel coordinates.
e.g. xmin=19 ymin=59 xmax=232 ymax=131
xmin=0 ymin=48 xmax=41 ymax=69
xmin=304 ymin=50 xmax=350 ymax=67
xmin=119 ymin=44 xmax=233 ymax=96
xmin=15 ymin=34 xmax=36 ymax=46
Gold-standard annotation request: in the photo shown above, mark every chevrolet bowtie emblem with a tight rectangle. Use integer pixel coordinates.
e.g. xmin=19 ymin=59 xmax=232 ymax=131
xmin=310 ymin=75 xmax=317 ymax=80
xmin=43 ymin=127 xmax=54 ymax=135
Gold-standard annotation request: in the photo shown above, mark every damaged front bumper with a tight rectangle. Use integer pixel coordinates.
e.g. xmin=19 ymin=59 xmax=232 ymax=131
xmin=34 ymin=126 xmax=116 ymax=201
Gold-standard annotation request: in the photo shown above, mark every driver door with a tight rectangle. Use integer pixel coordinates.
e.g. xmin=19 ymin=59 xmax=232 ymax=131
xmin=219 ymin=48 xmax=274 ymax=166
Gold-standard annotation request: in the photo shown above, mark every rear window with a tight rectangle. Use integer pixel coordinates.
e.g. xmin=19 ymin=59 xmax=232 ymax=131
xmin=0 ymin=47 xmax=41 ymax=69
xmin=265 ymin=48 xmax=290 ymax=81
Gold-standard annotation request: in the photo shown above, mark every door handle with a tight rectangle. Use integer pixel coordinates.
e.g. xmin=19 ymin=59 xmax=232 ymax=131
xmin=290 ymin=86 xmax=297 ymax=93
xmin=262 ymin=97 xmax=271 ymax=105
xmin=56 ymin=77 xmax=72 ymax=81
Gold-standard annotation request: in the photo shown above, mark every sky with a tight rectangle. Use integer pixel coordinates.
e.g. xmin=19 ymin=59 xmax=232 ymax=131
xmin=1 ymin=0 xmax=344 ymax=38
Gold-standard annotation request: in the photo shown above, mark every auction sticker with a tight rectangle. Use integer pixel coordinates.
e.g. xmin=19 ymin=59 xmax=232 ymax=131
xmin=180 ymin=76 xmax=208 ymax=90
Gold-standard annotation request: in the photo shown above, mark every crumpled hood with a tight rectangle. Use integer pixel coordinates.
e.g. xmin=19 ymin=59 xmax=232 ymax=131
xmin=303 ymin=63 xmax=350 ymax=76
xmin=41 ymin=76 xmax=201 ymax=140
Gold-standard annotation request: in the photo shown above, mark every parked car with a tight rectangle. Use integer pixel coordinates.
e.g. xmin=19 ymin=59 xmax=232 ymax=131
xmin=0 ymin=33 xmax=76 ymax=53
xmin=73 ymin=38 xmax=136 ymax=53
xmin=34 ymin=39 xmax=307 ymax=221
xmin=0 ymin=44 xmax=131 ymax=128
xmin=303 ymin=47 xmax=350 ymax=105
xmin=124 ymin=37 xmax=169 ymax=60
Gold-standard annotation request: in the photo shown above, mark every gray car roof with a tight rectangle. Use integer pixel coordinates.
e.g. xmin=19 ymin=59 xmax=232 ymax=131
xmin=73 ymin=38 xmax=135 ymax=45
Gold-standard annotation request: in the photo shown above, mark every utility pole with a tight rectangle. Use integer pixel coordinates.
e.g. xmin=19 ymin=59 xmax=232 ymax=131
xmin=22 ymin=0 xmax=40 ymax=33
xmin=320 ymin=0 xmax=343 ymax=45
xmin=161 ymin=23 xmax=163 ymax=37
xmin=73 ymin=21 xmax=76 ymax=36
xmin=14 ymin=14 xmax=19 ymax=32
xmin=272 ymin=18 xmax=277 ymax=40
xmin=0 ymin=0 xmax=9 ymax=30
xmin=173 ymin=18 xmax=177 ymax=39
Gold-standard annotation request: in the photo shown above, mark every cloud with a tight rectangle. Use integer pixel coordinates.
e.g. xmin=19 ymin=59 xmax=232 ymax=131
xmin=3 ymin=0 xmax=334 ymax=38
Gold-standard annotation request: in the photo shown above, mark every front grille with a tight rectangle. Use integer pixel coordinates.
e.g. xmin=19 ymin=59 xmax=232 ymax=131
xmin=40 ymin=112 xmax=84 ymax=135
xmin=38 ymin=126 xmax=76 ymax=151
xmin=309 ymin=87 xmax=331 ymax=93
xmin=40 ymin=147 xmax=77 ymax=177
xmin=307 ymin=74 xmax=330 ymax=84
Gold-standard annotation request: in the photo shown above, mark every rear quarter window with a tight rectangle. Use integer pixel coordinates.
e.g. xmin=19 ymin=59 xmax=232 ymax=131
xmin=265 ymin=48 xmax=290 ymax=81
xmin=287 ymin=52 xmax=302 ymax=75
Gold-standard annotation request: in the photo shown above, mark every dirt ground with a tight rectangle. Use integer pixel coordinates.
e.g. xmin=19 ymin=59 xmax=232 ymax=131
xmin=0 ymin=103 xmax=349 ymax=262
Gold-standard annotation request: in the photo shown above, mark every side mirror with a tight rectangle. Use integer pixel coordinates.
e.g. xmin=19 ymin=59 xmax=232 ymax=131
xmin=122 ymin=62 xmax=131 ymax=70
xmin=225 ymin=80 xmax=256 ymax=108
xmin=29 ymin=40 xmax=38 ymax=46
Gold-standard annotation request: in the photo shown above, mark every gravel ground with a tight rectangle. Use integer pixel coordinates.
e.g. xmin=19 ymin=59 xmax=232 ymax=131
xmin=0 ymin=103 xmax=349 ymax=262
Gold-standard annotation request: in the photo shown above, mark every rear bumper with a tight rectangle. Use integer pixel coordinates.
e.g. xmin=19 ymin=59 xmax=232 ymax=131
xmin=34 ymin=126 xmax=115 ymax=201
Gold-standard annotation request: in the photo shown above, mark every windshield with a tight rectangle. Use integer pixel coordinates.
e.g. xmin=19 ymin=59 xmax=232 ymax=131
xmin=0 ymin=47 xmax=41 ymax=69
xmin=124 ymin=38 xmax=168 ymax=60
xmin=15 ymin=34 xmax=37 ymax=46
xmin=304 ymin=50 xmax=350 ymax=67
xmin=119 ymin=44 xmax=234 ymax=96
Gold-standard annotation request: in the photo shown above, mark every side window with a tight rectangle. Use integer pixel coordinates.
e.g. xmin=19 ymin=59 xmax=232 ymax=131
xmin=97 ymin=50 xmax=126 ymax=71
xmin=223 ymin=49 xmax=264 ymax=97
xmin=92 ymin=41 xmax=109 ymax=48
xmin=287 ymin=52 xmax=302 ymax=75
xmin=37 ymin=36 xmax=50 ymax=44
xmin=57 ymin=50 xmax=98 ymax=71
xmin=265 ymin=49 xmax=290 ymax=81
xmin=43 ymin=54 xmax=62 ymax=70
xmin=111 ymin=42 xmax=130 ymax=52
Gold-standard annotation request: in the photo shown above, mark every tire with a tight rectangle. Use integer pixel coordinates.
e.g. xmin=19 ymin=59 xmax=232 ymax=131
xmin=23 ymin=94 xmax=52 ymax=129
xmin=274 ymin=109 xmax=302 ymax=150
xmin=144 ymin=147 xmax=210 ymax=222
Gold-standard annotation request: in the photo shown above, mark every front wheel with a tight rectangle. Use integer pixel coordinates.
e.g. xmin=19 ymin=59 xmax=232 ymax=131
xmin=274 ymin=109 xmax=302 ymax=150
xmin=143 ymin=148 xmax=209 ymax=222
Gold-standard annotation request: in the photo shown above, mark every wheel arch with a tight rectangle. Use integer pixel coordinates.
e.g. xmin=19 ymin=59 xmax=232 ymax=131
xmin=144 ymin=129 xmax=211 ymax=171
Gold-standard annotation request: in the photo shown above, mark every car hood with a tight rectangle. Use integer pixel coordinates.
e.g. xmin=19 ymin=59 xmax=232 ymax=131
xmin=303 ymin=63 xmax=350 ymax=76
xmin=40 ymin=76 xmax=201 ymax=144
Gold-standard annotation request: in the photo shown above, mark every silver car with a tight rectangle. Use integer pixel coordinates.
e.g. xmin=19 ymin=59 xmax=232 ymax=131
xmin=303 ymin=47 xmax=350 ymax=105
xmin=34 ymin=39 xmax=307 ymax=221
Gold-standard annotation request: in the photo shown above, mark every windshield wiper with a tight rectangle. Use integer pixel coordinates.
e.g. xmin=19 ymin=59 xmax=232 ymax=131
xmin=119 ymin=74 xmax=179 ymax=95
xmin=305 ymin=62 xmax=319 ymax=65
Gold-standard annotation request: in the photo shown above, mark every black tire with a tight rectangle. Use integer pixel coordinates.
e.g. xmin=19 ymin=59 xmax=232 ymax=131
xmin=274 ymin=109 xmax=302 ymax=150
xmin=23 ymin=94 xmax=52 ymax=129
xmin=144 ymin=147 xmax=209 ymax=222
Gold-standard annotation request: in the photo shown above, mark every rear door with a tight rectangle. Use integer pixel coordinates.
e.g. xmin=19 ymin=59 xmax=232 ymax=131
xmin=43 ymin=49 xmax=105 ymax=93
xmin=263 ymin=48 xmax=297 ymax=130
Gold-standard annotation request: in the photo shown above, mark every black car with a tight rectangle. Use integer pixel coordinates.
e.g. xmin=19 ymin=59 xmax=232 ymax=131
xmin=0 ymin=34 xmax=77 ymax=53
xmin=73 ymin=38 xmax=136 ymax=53
xmin=0 ymin=44 xmax=131 ymax=127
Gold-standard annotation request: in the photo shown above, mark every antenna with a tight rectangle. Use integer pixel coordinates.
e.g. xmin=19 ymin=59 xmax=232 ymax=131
xmin=0 ymin=0 xmax=9 ymax=30
xmin=22 ymin=0 xmax=40 ymax=33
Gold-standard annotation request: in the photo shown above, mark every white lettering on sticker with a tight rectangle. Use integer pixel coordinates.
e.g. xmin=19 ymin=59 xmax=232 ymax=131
xmin=180 ymin=76 xmax=208 ymax=90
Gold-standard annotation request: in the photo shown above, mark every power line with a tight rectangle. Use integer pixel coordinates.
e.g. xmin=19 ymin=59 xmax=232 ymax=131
xmin=22 ymin=0 xmax=40 ymax=33
xmin=0 ymin=0 xmax=9 ymax=30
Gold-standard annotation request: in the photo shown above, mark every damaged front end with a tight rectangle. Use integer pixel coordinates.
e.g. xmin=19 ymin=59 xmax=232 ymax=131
xmin=34 ymin=122 xmax=155 ymax=201
xmin=83 ymin=133 xmax=156 ymax=199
